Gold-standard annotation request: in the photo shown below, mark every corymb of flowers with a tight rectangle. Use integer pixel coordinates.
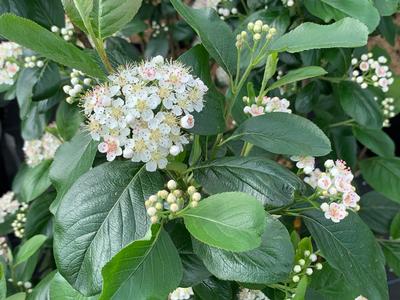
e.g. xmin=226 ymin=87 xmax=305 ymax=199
xmin=0 ymin=42 xmax=22 ymax=86
xmin=82 ymin=56 xmax=208 ymax=172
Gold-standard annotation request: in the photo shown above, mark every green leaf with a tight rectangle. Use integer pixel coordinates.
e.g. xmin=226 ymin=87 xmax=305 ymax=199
xmin=28 ymin=270 xmax=57 ymax=300
xmin=100 ymin=225 xmax=182 ymax=300
xmin=182 ymin=192 xmax=265 ymax=252
xmin=304 ymin=0 xmax=380 ymax=33
xmin=12 ymin=160 xmax=52 ymax=203
xmin=234 ymin=113 xmax=331 ymax=156
xmin=390 ymin=213 xmax=400 ymax=239
xmin=353 ymin=126 xmax=395 ymax=157
xmin=54 ymin=161 xmax=164 ymax=295
xmin=14 ymin=234 xmax=47 ymax=267
xmin=0 ymin=14 xmax=105 ymax=78
xmin=380 ymin=240 xmax=400 ymax=276
xmin=270 ymin=18 xmax=368 ymax=53
xmin=359 ymin=191 xmax=400 ymax=234
xmin=360 ymin=157 xmax=400 ymax=203
xmin=0 ymin=264 xmax=6 ymax=300
xmin=374 ymin=0 xmax=399 ymax=16
xmin=293 ymin=275 xmax=308 ymax=300
xmin=303 ymin=211 xmax=388 ymax=299
xmin=49 ymin=132 xmax=98 ymax=214
xmin=170 ymin=0 xmax=237 ymax=76
xmin=5 ymin=293 xmax=25 ymax=300
xmin=56 ymin=101 xmax=83 ymax=141
xmin=32 ymin=62 xmax=61 ymax=101
xmin=16 ymin=68 xmax=38 ymax=119
xmin=24 ymin=0 xmax=65 ymax=29
xmin=266 ymin=66 xmax=327 ymax=93
xmin=49 ymin=272 xmax=98 ymax=300
xmin=24 ymin=191 xmax=54 ymax=239
xmin=192 ymin=157 xmax=304 ymax=207
xmin=61 ymin=0 xmax=92 ymax=32
xmin=193 ymin=277 xmax=233 ymax=300
xmin=338 ymin=81 xmax=383 ymax=129
xmin=193 ymin=214 xmax=294 ymax=284
xmin=178 ymin=45 xmax=225 ymax=135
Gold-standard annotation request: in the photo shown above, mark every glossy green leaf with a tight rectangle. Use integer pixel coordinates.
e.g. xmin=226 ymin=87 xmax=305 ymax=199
xmin=380 ymin=240 xmax=400 ymax=276
xmin=54 ymin=161 xmax=163 ymax=295
xmin=16 ymin=68 xmax=38 ymax=120
xmin=0 ymin=14 xmax=105 ymax=78
xmin=170 ymin=0 xmax=237 ymax=76
xmin=49 ymin=272 xmax=98 ymax=300
xmin=193 ymin=214 xmax=294 ymax=284
xmin=266 ymin=66 xmax=327 ymax=93
xmin=234 ymin=113 xmax=331 ymax=156
xmin=374 ymin=0 xmax=399 ymax=16
xmin=390 ymin=213 xmax=400 ymax=240
xmin=182 ymin=192 xmax=265 ymax=252
xmin=24 ymin=191 xmax=54 ymax=239
xmin=55 ymin=101 xmax=83 ymax=141
xmin=60 ymin=0 xmax=92 ymax=32
xmin=24 ymin=0 xmax=65 ymax=29
xmin=100 ymin=225 xmax=182 ymax=300
xmin=49 ymin=132 xmax=98 ymax=214
xmin=360 ymin=157 xmax=400 ymax=203
xmin=353 ymin=126 xmax=395 ymax=157
xmin=303 ymin=211 xmax=388 ymax=299
xmin=359 ymin=191 xmax=400 ymax=234
xmin=338 ymin=81 xmax=383 ymax=129
xmin=304 ymin=0 xmax=380 ymax=32
xmin=193 ymin=277 xmax=233 ymax=300
xmin=28 ymin=270 xmax=57 ymax=300
xmin=12 ymin=160 xmax=52 ymax=203
xmin=32 ymin=62 xmax=61 ymax=101
xmin=14 ymin=235 xmax=47 ymax=267
xmin=192 ymin=157 xmax=304 ymax=207
xmin=270 ymin=18 xmax=368 ymax=53
xmin=178 ymin=45 xmax=225 ymax=135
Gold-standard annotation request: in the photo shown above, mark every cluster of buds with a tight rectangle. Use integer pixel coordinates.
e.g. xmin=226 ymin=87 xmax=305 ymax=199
xmin=282 ymin=0 xmax=295 ymax=6
xmin=0 ymin=41 xmax=22 ymax=86
xmin=63 ymin=69 xmax=92 ymax=104
xmin=237 ymin=288 xmax=269 ymax=300
xmin=0 ymin=236 xmax=8 ymax=259
xmin=375 ymin=97 xmax=396 ymax=127
xmin=11 ymin=203 xmax=28 ymax=239
xmin=243 ymin=95 xmax=292 ymax=116
xmin=217 ymin=6 xmax=238 ymax=20
xmin=151 ymin=20 xmax=169 ymax=38
xmin=303 ymin=159 xmax=360 ymax=223
xmin=0 ymin=191 xmax=20 ymax=224
xmin=8 ymin=279 xmax=33 ymax=294
xmin=23 ymin=55 xmax=44 ymax=68
xmin=169 ymin=287 xmax=194 ymax=300
xmin=145 ymin=180 xmax=201 ymax=224
xmin=351 ymin=54 xmax=393 ymax=92
xmin=235 ymin=20 xmax=276 ymax=48
xmin=51 ymin=17 xmax=75 ymax=42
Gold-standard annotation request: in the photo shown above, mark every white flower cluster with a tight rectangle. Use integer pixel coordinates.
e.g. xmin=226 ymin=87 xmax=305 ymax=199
xmin=282 ymin=0 xmax=295 ymax=7
xmin=243 ymin=96 xmax=292 ymax=117
xmin=23 ymin=55 xmax=44 ymax=68
xmin=146 ymin=181 xmax=201 ymax=223
xmin=23 ymin=130 xmax=62 ymax=167
xmin=0 ymin=42 xmax=22 ymax=86
xmin=236 ymin=20 xmax=277 ymax=48
xmin=303 ymin=159 xmax=360 ymax=223
xmin=8 ymin=279 xmax=33 ymax=294
xmin=351 ymin=54 xmax=393 ymax=92
xmin=151 ymin=20 xmax=169 ymax=38
xmin=169 ymin=287 xmax=194 ymax=300
xmin=0 ymin=236 xmax=8 ymax=258
xmin=82 ymin=56 xmax=207 ymax=171
xmin=0 ymin=192 xmax=20 ymax=224
xmin=375 ymin=97 xmax=396 ymax=127
xmin=51 ymin=17 xmax=74 ymax=41
xmin=238 ymin=288 xmax=270 ymax=300
xmin=63 ymin=69 xmax=92 ymax=104
xmin=11 ymin=203 xmax=28 ymax=239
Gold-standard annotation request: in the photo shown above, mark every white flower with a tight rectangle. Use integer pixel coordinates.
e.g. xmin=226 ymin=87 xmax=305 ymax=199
xmin=317 ymin=174 xmax=332 ymax=190
xmin=0 ymin=192 xmax=20 ymax=224
xmin=355 ymin=296 xmax=368 ymax=300
xmin=321 ymin=202 xmax=348 ymax=223
xmin=0 ymin=42 xmax=22 ymax=86
xmin=342 ymin=191 xmax=360 ymax=208
xmin=290 ymin=156 xmax=315 ymax=174
xmin=169 ymin=287 xmax=194 ymax=300
xmin=244 ymin=104 xmax=264 ymax=117
xmin=82 ymin=59 xmax=207 ymax=171
xmin=238 ymin=288 xmax=270 ymax=300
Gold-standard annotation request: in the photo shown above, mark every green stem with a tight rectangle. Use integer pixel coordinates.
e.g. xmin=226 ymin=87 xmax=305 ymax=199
xmin=329 ymin=119 xmax=355 ymax=128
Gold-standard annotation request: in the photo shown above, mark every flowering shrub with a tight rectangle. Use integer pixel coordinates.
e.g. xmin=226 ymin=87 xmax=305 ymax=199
xmin=0 ymin=0 xmax=399 ymax=299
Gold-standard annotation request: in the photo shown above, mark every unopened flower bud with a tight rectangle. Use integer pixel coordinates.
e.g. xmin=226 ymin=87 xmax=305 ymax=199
xmin=247 ymin=22 xmax=254 ymax=31
xmin=36 ymin=60 xmax=44 ymax=68
xmin=192 ymin=192 xmax=201 ymax=202
xmin=241 ymin=31 xmax=247 ymax=38
xmin=147 ymin=207 xmax=157 ymax=216
xmin=51 ymin=26 xmax=59 ymax=33
xmin=298 ymin=259 xmax=305 ymax=266
xmin=262 ymin=24 xmax=269 ymax=32
xmin=169 ymin=145 xmax=181 ymax=156
xmin=187 ymin=186 xmax=196 ymax=195
xmin=316 ymin=263 xmax=323 ymax=270
xmin=253 ymin=24 xmax=262 ymax=33
xmin=306 ymin=268 xmax=313 ymax=275
xmin=150 ymin=216 xmax=158 ymax=224
xmin=83 ymin=78 xmax=92 ymax=85
xmin=255 ymin=20 xmax=263 ymax=27
xmin=173 ymin=190 xmax=183 ymax=197
xmin=167 ymin=180 xmax=177 ymax=190
xmin=253 ymin=33 xmax=261 ymax=41
xmin=293 ymin=265 xmax=301 ymax=273
xmin=191 ymin=201 xmax=199 ymax=208
xmin=155 ymin=202 xmax=163 ymax=210
xmin=170 ymin=203 xmax=179 ymax=212
xmin=167 ymin=193 xmax=177 ymax=204
xmin=304 ymin=250 xmax=310 ymax=257
xmin=292 ymin=275 xmax=300 ymax=283
xmin=310 ymin=253 xmax=317 ymax=262
xmin=181 ymin=114 xmax=195 ymax=129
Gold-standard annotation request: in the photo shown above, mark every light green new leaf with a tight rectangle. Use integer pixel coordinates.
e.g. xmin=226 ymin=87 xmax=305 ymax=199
xmin=304 ymin=0 xmax=380 ymax=33
xmin=360 ymin=157 xmax=400 ymax=203
xmin=193 ymin=214 xmax=294 ymax=284
xmin=304 ymin=211 xmax=388 ymax=299
xmin=353 ymin=126 xmax=395 ymax=157
xmin=100 ymin=225 xmax=182 ymax=300
xmin=182 ymin=192 xmax=266 ymax=252
xmin=14 ymin=235 xmax=47 ymax=267
xmin=0 ymin=14 xmax=105 ymax=78
xmin=61 ymin=0 xmax=91 ymax=32
xmin=234 ymin=113 xmax=331 ymax=156
xmin=339 ymin=81 xmax=383 ymax=129
xmin=54 ymin=161 xmax=164 ymax=295
xmin=192 ymin=157 xmax=304 ymax=207
xmin=5 ymin=293 xmax=25 ymax=300
xmin=49 ymin=132 xmax=98 ymax=214
xmin=270 ymin=18 xmax=368 ymax=53
xmin=170 ymin=0 xmax=237 ymax=76
xmin=12 ymin=160 xmax=52 ymax=203
xmin=266 ymin=66 xmax=327 ymax=93
xmin=293 ymin=275 xmax=308 ymax=300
